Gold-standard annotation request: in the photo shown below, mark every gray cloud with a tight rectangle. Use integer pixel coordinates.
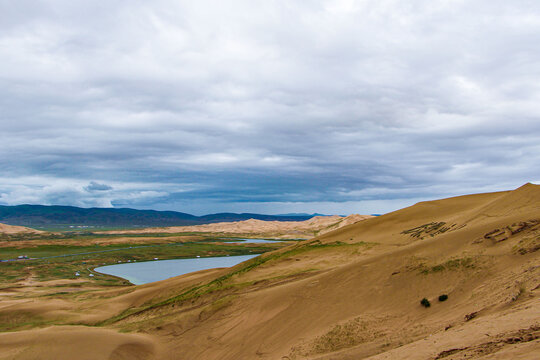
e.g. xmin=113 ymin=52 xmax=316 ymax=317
xmin=84 ymin=181 xmax=113 ymax=192
xmin=1 ymin=0 xmax=539 ymax=215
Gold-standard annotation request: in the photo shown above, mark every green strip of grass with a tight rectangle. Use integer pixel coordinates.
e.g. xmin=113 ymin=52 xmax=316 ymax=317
xmin=420 ymin=257 xmax=476 ymax=274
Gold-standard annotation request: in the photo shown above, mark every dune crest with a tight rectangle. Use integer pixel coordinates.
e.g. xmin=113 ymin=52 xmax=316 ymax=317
xmin=102 ymin=214 xmax=374 ymax=238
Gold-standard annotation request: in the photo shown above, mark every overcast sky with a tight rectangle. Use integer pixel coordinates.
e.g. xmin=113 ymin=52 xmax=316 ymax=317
xmin=1 ymin=0 xmax=539 ymax=215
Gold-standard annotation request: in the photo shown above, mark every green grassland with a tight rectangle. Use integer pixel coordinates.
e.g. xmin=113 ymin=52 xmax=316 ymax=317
xmin=0 ymin=232 xmax=291 ymax=286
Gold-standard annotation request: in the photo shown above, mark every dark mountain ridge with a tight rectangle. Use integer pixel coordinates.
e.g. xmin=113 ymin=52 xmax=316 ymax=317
xmin=0 ymin=204 xmax=314 ymax=228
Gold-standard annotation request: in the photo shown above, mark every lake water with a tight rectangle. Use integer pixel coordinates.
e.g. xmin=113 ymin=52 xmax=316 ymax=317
xmin=220 ymin=238 xmax=283 ymax=243
xmin=94 ymin=254 xmax=258 ymax=285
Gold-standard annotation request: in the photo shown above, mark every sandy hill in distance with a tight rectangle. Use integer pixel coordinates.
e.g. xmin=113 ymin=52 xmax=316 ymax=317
xmin=0 ymin=184 xmax=539 ymax=359
xmin=0 ymin=222 xmax=42 ymax=234
xmin=102 ymin=214 xmax=375 ymax=238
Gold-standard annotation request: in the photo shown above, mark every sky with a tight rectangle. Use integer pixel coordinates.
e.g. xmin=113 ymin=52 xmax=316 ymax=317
xmin=1 ymin=0 xmax=539 ymax=215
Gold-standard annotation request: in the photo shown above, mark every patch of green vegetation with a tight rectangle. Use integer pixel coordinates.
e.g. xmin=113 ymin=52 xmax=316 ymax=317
xmin=438 ymin=294 xmax=448 ymax=302
xmin=303 ymin=317 xmax=385 ymax=356
xmin=39 ymin=291 xmax=70 ymax=297
xmin=322 ymin=219 xmax=344 ymax=231
xmin=0 ymin=311 xmax=51 ymax=332
xmin=420 ymin=257 xmax=476 ymax=274
xmin=511 ymin=286 xmax=527 ymax=302
xmin=312 ymin=220 xmax=346 ymax=237
xmin=198 ymin=294 xmax=239 ymax=320
xmin=69 ymin=231 xmax=209 ymax=239
xmin=1 ymin=230 xmax=209 ymax=243
xmin=0 ymin=261 xmax=27 ymax=283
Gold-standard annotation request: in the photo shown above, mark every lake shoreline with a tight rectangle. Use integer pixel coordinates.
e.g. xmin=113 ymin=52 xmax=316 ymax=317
xmin=94 ymin=253 xmax=261 ymax=285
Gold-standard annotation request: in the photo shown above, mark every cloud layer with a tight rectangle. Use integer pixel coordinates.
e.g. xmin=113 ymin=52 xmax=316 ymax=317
xmin=1 ymin=0 xmax=539 ymax=214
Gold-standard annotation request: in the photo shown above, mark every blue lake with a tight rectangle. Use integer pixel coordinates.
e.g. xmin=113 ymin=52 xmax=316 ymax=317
xmin=94 ymin=254 xmax=258 ymax=285
xmin=220 ymin=238 xmax=284 ymax=243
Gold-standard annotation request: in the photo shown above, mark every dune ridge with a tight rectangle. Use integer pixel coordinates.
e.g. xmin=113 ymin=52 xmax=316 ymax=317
xmin=101 ymin=214 xmax=374 ymax=238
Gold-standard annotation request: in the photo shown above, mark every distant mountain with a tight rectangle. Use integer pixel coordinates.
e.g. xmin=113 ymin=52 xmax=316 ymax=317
xmin=274 ymin=213 xmax=330 ymax=217
xmin=0 ymin=205 xmax=314 ymax=228
xmin=198 ymin=213 xmax=315 ymax=222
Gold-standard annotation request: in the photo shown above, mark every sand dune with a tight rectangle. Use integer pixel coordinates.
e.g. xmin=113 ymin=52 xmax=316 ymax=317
xmin=101 ymin=214 xmax=374 ymax=239
xmin=1 ymin=184 xmax=539 ymax=359
xmin=0 ymin=223 xmax=42 ymax=234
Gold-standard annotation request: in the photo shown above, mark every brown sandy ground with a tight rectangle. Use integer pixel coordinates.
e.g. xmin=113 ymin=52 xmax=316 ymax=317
xmin=0 ymin=184 xmax=539 ymax=359
xmin=0 ymin=326 xmax=157 ymax=360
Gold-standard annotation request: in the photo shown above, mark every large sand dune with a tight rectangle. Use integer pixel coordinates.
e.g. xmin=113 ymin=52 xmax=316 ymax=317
xmin=0 ymin=184 xmax=539 ymax=359
xmin=101 ymin=214 xmax=374 ymax=238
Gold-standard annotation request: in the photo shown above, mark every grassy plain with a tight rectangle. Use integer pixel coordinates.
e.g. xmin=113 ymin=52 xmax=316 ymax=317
xmin=0 ymin=231 xmax=289 ymax=287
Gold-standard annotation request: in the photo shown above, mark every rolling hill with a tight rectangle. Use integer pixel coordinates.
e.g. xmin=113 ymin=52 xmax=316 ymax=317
xmin=0 ymin=204 xmax=315 ymax=228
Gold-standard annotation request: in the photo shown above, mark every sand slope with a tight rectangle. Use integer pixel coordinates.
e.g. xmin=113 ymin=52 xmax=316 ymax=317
xmin=0 ymin=326 xmax=157 ymax=360
xmin=1 ymin=184 xmax=539 ymax=359
xmin=0 ymin=222 xmax=42 ymax=234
